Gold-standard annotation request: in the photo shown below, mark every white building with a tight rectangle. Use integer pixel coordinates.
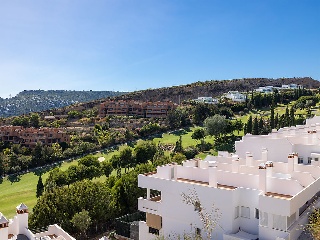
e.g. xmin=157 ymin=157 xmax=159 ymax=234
xmin=193 ymin=97 xmax=219 ymax=104
xmin=0 ymin=204 xmax=75 ymax=240
xmin=138 ymin=117 xmax=320 ymax=240
xmin=224 ymin=91 xmax=246 ymax=103
xmin=255 ymin=86 xmax=274 ymax=94
xmin=235 ymin=118 xmax=320 ymax=164
xmin=281 ymin=84 xmax=302 ymax=90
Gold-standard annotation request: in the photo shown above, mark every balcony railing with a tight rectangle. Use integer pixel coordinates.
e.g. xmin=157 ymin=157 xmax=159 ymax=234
xmin=138 ymin=196 xmax=161 ymax=214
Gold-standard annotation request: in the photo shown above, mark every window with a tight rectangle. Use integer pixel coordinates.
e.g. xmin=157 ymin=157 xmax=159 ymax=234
xmin=234 ymin=206 xmax=239 ymax=219
xmin=259 ymin=211 xmax=268 ymax=227
xmin=149 ymin=227 xmax=159 ymax=235
xmin=241 ymin=206 xmax=250 ymax=219
xmin=315 ymin=158 xmax=319 ymax=162
xmin=273 ymin=214 xmax=286 ymax=231
xmin=298 ymin=157 xmax=303 ymax=164
xmin=308 ymin=157 xmax=312 ymax=164
xmin=255 ymin=208 xmax=259 ymax=219
xmin=287 ymin=212 xmax=296 ymax=228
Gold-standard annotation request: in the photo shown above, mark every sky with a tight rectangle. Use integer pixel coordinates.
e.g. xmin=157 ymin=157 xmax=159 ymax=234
xmin=0 ymin=0 xmax=319 ymax=98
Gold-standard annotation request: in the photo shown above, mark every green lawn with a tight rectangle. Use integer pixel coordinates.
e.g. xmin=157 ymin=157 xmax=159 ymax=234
xmin=0 ymin=160 xmax=78 ymax=218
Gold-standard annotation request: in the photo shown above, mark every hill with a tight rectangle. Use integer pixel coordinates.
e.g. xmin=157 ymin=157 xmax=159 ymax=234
xmin=0 ymin=90 xmax=127 ymax=117
xmin=114 ymin=77 xmax=320 ymax=103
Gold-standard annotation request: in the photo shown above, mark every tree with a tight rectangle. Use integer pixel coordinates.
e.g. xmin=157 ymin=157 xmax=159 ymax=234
xmin=119 ymin=147 xmax=133 ymax=172
xmin=30 ymin=113 xmax=40 ymax=128
xmin=275 ymin=113 xmax=279 ymax=129
xmin=134 ymin=141 xmax=157 ymax=165
xmin=246 ymin=116 xmax=253 ymax=134
xmin=172 ymin=152 xmax=187 ymax=164
xmin=192 ymin=128 xmax=205 ymax=142
xmin=270 ymin=103 xmax=275 ymax=129
xmin=305 ymin=207 xmax=320 ymax=240
xmin=36 ymin=175 xmax=44 ymax=198
xmin=192 ymin=103 xmax=217 ymax=125
xmin=101 ymin=161 xmax=113 ymax=178
xmin=0 ymin=154 xmax=4 ymax=181
xmin=30 ymin=180 xmax=112 ymax=234
xmin=71 ymin=210 xmax=92 ymax=239
xmin=204 ymin=114 xmax=227 ymax=137
xmin=32 ymin=142 xmax=44 ymax=167
xmin=233 ymin=119 xmax=243 ymax=134
xmin=167 ymin=108 xmax=189 ymax=129
xmin=174 ymin=136 xmax=183 ymax=153
xmin=253 ymin=117 xmax=259 ymax=135
xmin=258 ymin=117 xmax=264 ymax=134
xmin=290 ymin=106 xmax=295 ymax=126
xmin=181 ymin=188 xmax=221 ymax=240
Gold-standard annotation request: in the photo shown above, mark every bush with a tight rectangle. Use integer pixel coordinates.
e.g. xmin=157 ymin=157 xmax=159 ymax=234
xmin=183 ymin=146 xmax=198 ymax=159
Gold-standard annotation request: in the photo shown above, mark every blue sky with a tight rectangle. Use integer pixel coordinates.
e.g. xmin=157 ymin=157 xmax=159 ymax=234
xmin=0 ymin=0 xmax=319 ymax=98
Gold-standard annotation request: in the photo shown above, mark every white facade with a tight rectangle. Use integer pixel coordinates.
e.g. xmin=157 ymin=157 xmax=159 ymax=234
xmin=255 ymin=86 xmax=274 ymax=94
xmin=0 ymin=204 xmax=75 ymax=240
xmin=138 ymin=116 xmax=320 ymax=240
xmin=235 ymin=118 xmax=320 ymax=164
xmin=193 ymin=97 xmax=218 ymax=104
xmin=224 ymin=91 xmax=246 ymax=103
xmin=281 ymin=84 xmax=302 ymax=90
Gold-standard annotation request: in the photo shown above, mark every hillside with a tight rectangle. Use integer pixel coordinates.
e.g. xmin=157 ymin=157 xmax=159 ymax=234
xmin=0 ymin=90 xmax=127 ymax=117
xmin=1 ymin=77 xmax=319 ymax=118
xmin=114 ymin=77 xmax=320 ymax=103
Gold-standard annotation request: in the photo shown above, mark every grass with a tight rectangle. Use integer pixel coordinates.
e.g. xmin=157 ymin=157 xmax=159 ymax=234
xmin=0 ymin=160 xmax=78 ymax=218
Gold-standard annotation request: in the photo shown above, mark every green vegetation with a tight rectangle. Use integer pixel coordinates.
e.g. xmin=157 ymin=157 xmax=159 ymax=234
xmin=0 ymin=160 xmax=77 ymax=218
xmin=0 ymin=85 xmax=319 ymax=238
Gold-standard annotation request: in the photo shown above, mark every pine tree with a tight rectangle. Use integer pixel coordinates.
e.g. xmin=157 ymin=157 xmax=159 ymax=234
xmin=285 ymin=107 xmax=290 ymax=127
xmin=36 ymin=174 xmax=44 ymax=198
xmin=290 ymin=106 xmax=295 ymax=126
xmin=275 ymin=113 xmax=279 ymax=129
xmin=258 ymin=117 xmax=264 ymax=134
xmin=270 ymin=102 xmax=275 ymax=129
xmin=246 ymin=116 xmax=253 ymax=134
xmin=253 ymin=117 xmax=259 ymax=135
xmin=174 ymin=136 xmax=183 ymax=153
xmin=243 ymin=123 xmax=247 ymax=135
xmin=0 ymin=154 xmax=4 ymax=181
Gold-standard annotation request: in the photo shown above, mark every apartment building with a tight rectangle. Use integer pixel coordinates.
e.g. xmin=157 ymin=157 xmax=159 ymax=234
xmin=0 ymin=126 xmax=70 ymax=147
xmin=235 ymin=118 xmax=320 ymax=164
xmin=138 ymin=117 xmax=320 ymax=240
xmin=0 ymin=204 xmax=75 ymax=240
xmin=99 ymin=100 xmax=175 ymax=118
xmin=193 ymin=97 xmax=219 ymax=104
xmin=224 ymin=91 xmax=246 ymax=103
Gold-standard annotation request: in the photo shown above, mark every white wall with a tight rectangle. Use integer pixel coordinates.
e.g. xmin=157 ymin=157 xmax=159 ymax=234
xmin=217 ymin=171 xmax=259 ymax=190
xmin=235 ymin=136 xmax=293 ymax=162
xmin=0 ymin=226 xmax=8 ymax=240
xmin=160 ymin=179 xmax=237 ymax=240
xmin=267 ymin=178 xmax=303 ymax=196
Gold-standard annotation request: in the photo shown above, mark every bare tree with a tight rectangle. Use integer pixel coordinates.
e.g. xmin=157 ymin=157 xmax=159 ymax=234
xmin=181 ymin=188 xmax=222 ymax=240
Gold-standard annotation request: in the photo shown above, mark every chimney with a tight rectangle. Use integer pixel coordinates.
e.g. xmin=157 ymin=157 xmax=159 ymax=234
xmin=246 ymin=152 xmax=253 ymax=166
xmin=0 ymin=212 xmax=9 ymax=240
xmin=266 ymin=161 xmax=273 ymax=177
xmin=259 ymin=163 xmax=267 ymax=193
xmin=287 ymin=154 xmax=294 ymax=173
xmin=16 ymin=203 xmax=29 ymax=235
xmin=232 ymin=159 xmax=239 ymax=173
xmin=261 ymin=148 xmax=268 ymax=162
xmin=271 ymin=129 xmax=278 ymax=138
xmin=209 ymin=166 xmax=217 ymax=187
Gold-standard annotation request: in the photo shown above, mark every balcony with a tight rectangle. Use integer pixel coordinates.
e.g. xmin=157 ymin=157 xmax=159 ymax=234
xmin=138 ymin=195 xmax=162 ymax=215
